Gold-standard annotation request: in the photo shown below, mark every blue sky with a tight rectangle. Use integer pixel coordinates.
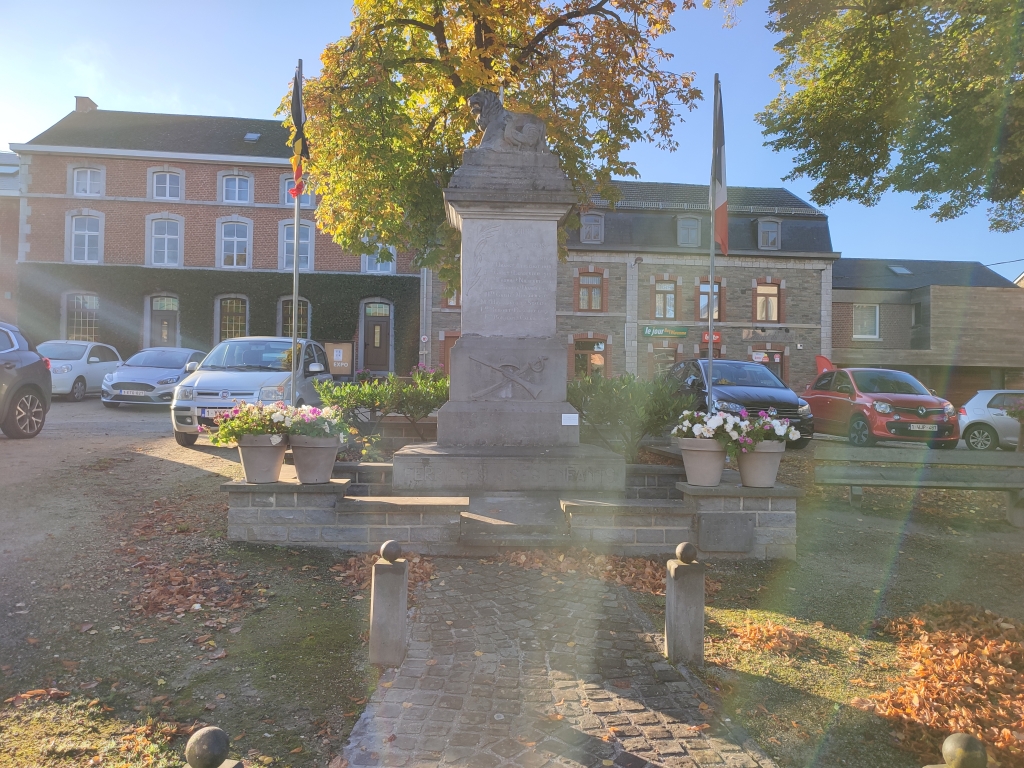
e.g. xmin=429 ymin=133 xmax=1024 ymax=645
xmin=2 ymin=0 xmax=1022 ymax=280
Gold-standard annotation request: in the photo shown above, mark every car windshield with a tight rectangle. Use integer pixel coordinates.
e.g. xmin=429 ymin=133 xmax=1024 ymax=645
xmin=125 ymin=350 xmax=191 ymax=368
xmin=851 ymin=369 xmax=930 ymax=395
xmin=702 ymin=361 xmax=786 ymax=389
xmin=37 ymin=342 xmax=88 ymax=360
xmin=201 ymin=340 xmax=295 ymax=371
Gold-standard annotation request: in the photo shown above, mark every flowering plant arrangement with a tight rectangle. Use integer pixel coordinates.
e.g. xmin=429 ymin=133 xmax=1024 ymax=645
xmin=745 ymin=411 xmax=802 ymax=447
xmin=208 ymin=401 xmax=291 ymax=446
xmin=286 ymin=405 xmax=349 ymax=437
xmin=672 ymin=409 xmax=751 ymax=459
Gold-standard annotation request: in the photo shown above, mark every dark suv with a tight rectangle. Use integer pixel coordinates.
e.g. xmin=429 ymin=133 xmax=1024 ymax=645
xmin=668 ymin=358 xmax=813 ymax=448
xmin=0 ymin=321 xmax=52 ymax=439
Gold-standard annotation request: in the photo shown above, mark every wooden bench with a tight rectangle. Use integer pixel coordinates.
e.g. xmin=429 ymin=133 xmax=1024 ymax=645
xmin=813 ymin=443 xmax=1024 ymax=527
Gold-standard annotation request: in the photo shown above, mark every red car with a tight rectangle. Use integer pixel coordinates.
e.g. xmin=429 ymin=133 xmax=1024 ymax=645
xmin=803 ymin=367 xmax=959 ymax=448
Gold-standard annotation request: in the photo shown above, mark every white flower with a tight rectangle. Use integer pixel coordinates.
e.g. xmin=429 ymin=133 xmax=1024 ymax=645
xmin=284 ymin=417 xmax=293 ymax=427
xmin=728 ymin=430 xmax=739 ymax=440
xmin=788 ymin=428 xmax=800 ymax=441
xmin=774 ymin=423 xmax=787 ymax=437
xmin=271 ymin=412 xmax=285 ymax=423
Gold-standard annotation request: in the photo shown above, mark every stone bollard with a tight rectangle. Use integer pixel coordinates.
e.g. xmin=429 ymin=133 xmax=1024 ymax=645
xmin=184 ymin=726 xmax=242 ymax=768
xmin=923 ymin=733 xmax=987 ymax=768
xmin=369 ymin=540 xmax=409 ymax=667
xmin=664 ymin=542 xmax=704 ymax=666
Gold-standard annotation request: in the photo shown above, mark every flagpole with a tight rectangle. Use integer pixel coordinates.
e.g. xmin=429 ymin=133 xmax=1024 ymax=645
xmin=707 ymin=73 xmax=718 ymax=407
xmin=289 ymin=58 xmax=303 ymax=406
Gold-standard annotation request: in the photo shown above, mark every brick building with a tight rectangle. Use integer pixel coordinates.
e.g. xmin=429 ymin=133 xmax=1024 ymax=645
xmin=10 ymin=97 xmax=421 ymax=373
xmin=0 ymin=152 xmax=19 ymax=323
xmin=425 ymin=181 xmax=839 ymax=391
xmin=832 ymin=259 xmax=1024 ymax=405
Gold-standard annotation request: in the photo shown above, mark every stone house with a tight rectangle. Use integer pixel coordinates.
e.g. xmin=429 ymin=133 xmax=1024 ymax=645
xmin=425 ymin=180 xmax=839 ymax=391
xmin=9 ymin=97 xmax=421 ymax=373
xmin=832 ymin=258 xmax=1024 ymax=405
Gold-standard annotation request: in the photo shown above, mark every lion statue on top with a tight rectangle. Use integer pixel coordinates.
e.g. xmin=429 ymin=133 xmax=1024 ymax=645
xmin=468 ymin=89 xmax=547 ymax=153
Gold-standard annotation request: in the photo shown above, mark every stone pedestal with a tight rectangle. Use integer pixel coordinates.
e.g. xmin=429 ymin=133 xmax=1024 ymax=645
xmin=665 ymin=558 xmax=704 ymax=665
xmin=369 ymin=557 xmax=408 ymax=667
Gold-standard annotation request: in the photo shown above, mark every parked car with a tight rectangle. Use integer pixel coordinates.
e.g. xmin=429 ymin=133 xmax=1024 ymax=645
xmin=0 ymin=321 xmax=52 ymax=439
xmin=803 ymin=367 xmax=958 ymax=448
xmin=101 ymin=347 xmax=207 ymax=408
xmin=958 ymin=390 xmax=1024 ymax=450
xmin=668 ymin=358 xmax=814 ymax=448
xmin=36 ymin=340 xmax=122 ymax=401
xmin=171 ymin=336 xmax=333 ymax=447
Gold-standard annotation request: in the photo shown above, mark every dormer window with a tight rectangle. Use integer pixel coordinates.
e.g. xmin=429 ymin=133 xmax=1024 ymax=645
xmin=758 ymin=219 xmax=781 ymax=250
xmin=580 ymin=213 xmax=604 ymax=245
xmin=73 ymin=168 xmax=101 ymax=196
xmin=676 ymin=216 xmax=700 ymax=247
xmin=223 ymin=175 xmax=250 ymax=203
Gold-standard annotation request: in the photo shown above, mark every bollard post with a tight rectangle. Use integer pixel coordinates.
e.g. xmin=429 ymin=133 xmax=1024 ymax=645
xmin=922 ymin=733 xmax=987 ymax=768
xmin=369 ymin=540 xmax=408 ymax=667
xmin=664 ymin=541 xmax=704 ymax=666
xmin=183 ymin=726 xmax=242 ymax=768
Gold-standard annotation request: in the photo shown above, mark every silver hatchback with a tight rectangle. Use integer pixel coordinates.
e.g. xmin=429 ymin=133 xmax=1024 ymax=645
xmin=958 ymin=390 xmax=1024 ymax=450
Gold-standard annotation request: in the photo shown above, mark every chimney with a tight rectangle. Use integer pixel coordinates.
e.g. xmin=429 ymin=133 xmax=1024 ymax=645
xmin=75 ymin=96 xmax=98 ymax=113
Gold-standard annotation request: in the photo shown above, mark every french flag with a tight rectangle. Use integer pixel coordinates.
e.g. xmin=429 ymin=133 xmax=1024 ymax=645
xmin=710 ymin=75 xmax=728 ymax=255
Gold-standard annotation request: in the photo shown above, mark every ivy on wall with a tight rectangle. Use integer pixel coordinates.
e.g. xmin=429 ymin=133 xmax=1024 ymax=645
xmin=16 ymin=263 xmax=422 ymax=372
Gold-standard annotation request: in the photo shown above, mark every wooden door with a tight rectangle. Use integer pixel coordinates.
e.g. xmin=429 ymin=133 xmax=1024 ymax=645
xmin=363 ymin=303 xmax=391 ymax=371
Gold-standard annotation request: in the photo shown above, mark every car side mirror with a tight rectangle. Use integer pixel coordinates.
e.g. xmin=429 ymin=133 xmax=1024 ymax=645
xmin=684 ymin=376 xmax=700 ymax=390
xmin=185 ymin=362 xmax=199 ymax=373
xmin=929 ymin=388 xmax=937 ymax=395
xmin=837 ymin=385 xmax=853 ymax=395
xmin=307 ymin=362 xmax=325 ymax=374
xmin=88 ymin=356 xmax=100 ymax=363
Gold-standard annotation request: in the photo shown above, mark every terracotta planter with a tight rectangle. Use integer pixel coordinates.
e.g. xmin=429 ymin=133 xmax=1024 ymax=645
xmin=737 ymin=440 xmax=786 ymax=488
xmin=237 ymin=433 xmax=288 ymax=483
xmin=290 ymin=434 xmax=341 ymax=484
xmin=677 ymin=437 xmax=727 ymax=487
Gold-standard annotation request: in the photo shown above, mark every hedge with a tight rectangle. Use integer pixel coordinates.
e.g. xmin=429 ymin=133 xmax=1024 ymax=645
xmin=16 ymin=263 xmax=422 ymax=371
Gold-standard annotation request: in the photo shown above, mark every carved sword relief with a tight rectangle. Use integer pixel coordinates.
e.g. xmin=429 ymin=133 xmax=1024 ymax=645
xmin=469 ymin=356 xmax=547 ymax=400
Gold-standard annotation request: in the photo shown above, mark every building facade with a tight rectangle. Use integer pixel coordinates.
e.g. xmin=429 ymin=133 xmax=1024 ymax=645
xmin=0 ymin=152 xmax=19 ymax=324
xmin=425 ymin=181 xmax=839 ymax=391
xmin=831 ymin=259 xmax=1024 ymax=405
xmin=11 ymin=98 xmax=421 ymax=373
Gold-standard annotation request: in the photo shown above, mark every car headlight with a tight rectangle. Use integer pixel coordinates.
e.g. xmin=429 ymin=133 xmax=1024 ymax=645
xmin=157 ymin=375 xmax=180 ymax=386
xmin=797 ymin=400 xmax=811 ymax=417
xmin=873 ymin=401 xmax=893 ymax=414
xmin=943 ymin=403 xmax=955 ymax=418
xmin=712 ymin=400 xmax=745 ymax=414
xmin=259 ymin=385 xmax=288 ymax=403
xmin=53 ymin=364 xmax=73 ymax=374
xmin=175 ymin=387 xmax=194 ymax=401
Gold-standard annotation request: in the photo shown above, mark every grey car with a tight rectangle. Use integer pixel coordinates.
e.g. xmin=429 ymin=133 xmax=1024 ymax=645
xmin=101 ymin=347 xmax=207 ymax=407
xmin=958 ymin=390 xmax=1024 ymax=450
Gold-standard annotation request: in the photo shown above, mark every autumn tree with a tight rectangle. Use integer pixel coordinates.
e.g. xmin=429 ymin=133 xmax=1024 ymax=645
xmin=299 ymin=0 xmax=712 ymax=286
xmin=759 ymin=0 xmax=1024 ymax=231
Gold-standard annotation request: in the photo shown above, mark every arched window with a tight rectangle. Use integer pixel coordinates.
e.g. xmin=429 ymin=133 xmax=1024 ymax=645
xmin=579 ymin=213 xmax=604 ymax=245
xmin=569 ymin=333 xmax=612 ymax=379
xmin=73 ymin=168 xmax=102 ymax=196
xmin=66 ymin=294 xmax=99 ymax=341
xmin=223 ymin=175 xmax=250 ymax=203
xmin=758 ymin=218 xmax=781 ymax=250
xmin=221 ymin=221 xmax=249 ymax=268
xmin=574 ymin=267 xmax=608 ymax=312
xmin=71 ymin=216 xmax=101 ymax=262
xmin=280 ymin=298 xmax=311 ymax=338
xmin=153 ymin=172 xmax=181 ymax=200
xmin=676 ymin=216 xmax=701 ymax=246
xmin=696 ymin=279 xmax=724 ymax=321
xmin=216 ymin=296 xmax=248 ymax=341
xmin=282 ymin=222 xmax=313 ymax=270
xmin=151 ymin=219 xmax=180 ymax=266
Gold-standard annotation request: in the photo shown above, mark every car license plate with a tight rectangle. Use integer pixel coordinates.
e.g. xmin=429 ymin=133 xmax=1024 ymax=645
xmin=119 ymin=389 xmax=146 ymax=397
xmin=199 ymin=408 xmax=230 ymax=418
xmin=909 ymin=424 xmax=938 ymax=431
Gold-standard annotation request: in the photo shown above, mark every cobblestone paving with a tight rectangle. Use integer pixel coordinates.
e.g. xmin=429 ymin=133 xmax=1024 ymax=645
xmin=344 ymin=560 xmax=775 ymax=768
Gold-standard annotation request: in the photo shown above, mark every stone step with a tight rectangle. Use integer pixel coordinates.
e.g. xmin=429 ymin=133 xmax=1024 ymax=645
xmin=457 ymin=492 xmax=570 ymax=548
xmin=457 ymin=530 xmax=573 ymax=549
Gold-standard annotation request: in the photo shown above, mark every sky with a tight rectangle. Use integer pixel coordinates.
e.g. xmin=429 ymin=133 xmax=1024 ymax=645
xmin=2 ymin=0 xmax=1022 ymax=281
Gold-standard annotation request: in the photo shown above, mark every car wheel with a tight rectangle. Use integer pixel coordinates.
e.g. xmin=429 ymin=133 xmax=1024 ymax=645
xmin=102 ymin=401 xmax=121 ymax=409
xmin=964 ymin=425 xmax=997 ymax=451
xmin=849 ymin=415 xmax=874 ymax=447
xmin=1 ymin=388 xmax=46 ymax=439
xmin=69 ymin=377 xmax=87 ymax=402
xmin=789 ymin=436 xmax=812 ymax=450
xmin=173 ymin=431 xmax=198 ymax=447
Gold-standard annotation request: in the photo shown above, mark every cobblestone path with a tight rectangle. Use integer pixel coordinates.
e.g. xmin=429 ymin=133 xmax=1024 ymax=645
xmin=344 ymin=559 xmax=775 ymax=768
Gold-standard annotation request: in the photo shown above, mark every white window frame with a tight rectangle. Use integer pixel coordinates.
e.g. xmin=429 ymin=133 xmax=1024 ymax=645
xmin=64 ymin=208 xmax=105 ymax=264
xmin=279 ymin=173 xmax=314 ymax=208
xmin=852 ymin=304 xmax=881 ymax=340
xmin=579 ymin=212 xmax=604 ymax=245
xmin=362 ymin=248 xmax=397 ymax=274
xmin=213 ymin=294 xmax=250 ymax=344
xmin=676 ymin=216 xmax=701 ymax=247
xmin=277 ymin=218 xmax=315 ymax=271
xmin=148 ymin=166 xmax=184 ymax=201
xmin=216 ymin=215 xmax=254 ymax=269
xmin=145 ymin=212 xmax=185 ymax=267
xmin=217 ymin=170 xmax=255 ymax=204
xmin=757 ymin=218 xmax=782 ymax=250
xmin=276 ymin=296 xmax=312 ymax=338
xmin=68 ymin=165 xmax=105 ymax=197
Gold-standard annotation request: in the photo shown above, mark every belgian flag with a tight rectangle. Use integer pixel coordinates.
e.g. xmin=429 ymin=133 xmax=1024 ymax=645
xmin=289 ymin=60 xmax=309 ymax=198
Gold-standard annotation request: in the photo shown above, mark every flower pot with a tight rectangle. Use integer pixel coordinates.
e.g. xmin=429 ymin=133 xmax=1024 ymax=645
xmin=290 ymin=435 xmax=341 ymax=484
xmin=677 ymin=437 xmax=727 ymax=487
xmin=237 ymin=433 xmax=288 ymax=483
xmin=737 ymin=440 xmax=786 ymax=488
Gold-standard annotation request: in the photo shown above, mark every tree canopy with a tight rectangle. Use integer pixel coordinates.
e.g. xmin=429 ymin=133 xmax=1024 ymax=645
xmin=759 ymin=0 xmax=1024 ymax=231
xmin=298 ymin=0 xmax=712 ymax=286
